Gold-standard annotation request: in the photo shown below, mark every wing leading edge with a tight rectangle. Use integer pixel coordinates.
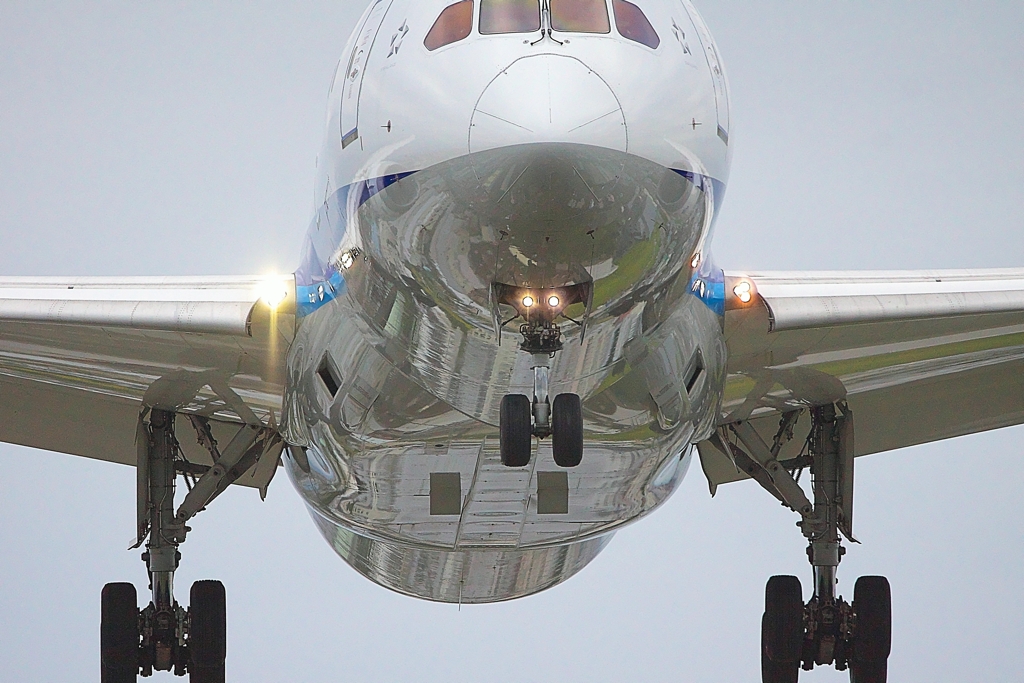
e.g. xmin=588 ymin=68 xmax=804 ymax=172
xmin=0 ymin=276 xmax=294 ymax=487
xmin=701 ymin=268 xmax=1024 ymax=489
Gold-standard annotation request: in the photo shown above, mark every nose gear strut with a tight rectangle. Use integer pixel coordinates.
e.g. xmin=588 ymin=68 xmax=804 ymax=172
xmin=532 ymin=354 xmax=552 ymax=439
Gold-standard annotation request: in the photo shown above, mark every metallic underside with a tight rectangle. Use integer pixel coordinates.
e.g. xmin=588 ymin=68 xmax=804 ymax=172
xmin=305 ymin=488 xmax=615 ymax=603
xmin=283 ymin=144 xmax=724 ymax=602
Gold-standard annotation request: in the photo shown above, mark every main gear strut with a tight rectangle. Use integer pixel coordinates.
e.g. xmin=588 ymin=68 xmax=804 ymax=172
xmin=100 ymin=409 xmax=283 ymax=682
xmin=713 ymin=403 xmax=892 ymax=682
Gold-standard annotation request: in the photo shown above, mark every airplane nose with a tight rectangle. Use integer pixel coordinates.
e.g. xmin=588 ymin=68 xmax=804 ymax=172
xmin=470 ymin=54 xmax=626 ymax=153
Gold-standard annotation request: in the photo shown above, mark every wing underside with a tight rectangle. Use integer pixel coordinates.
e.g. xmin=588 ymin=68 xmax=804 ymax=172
xmin=0 ymin=276 xmax=294 ymax=487
xmin=701 ymin=269 xmax=1024 ymax=488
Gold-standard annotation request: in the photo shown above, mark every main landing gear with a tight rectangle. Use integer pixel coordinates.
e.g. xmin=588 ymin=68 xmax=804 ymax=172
xmin=714 ymin=404 xmax=892 ymax=682
xmin=101 ymin=409 xmax=281 ymax=682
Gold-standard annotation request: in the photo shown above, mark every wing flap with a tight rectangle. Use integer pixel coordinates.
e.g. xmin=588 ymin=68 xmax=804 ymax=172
xmin=0 ymin=299 xmax=255 ymax=336
xmin=748 ymin=268 xmax=1024 ymax=331
xmin=0 ymin=276 xmax=292 ymax=336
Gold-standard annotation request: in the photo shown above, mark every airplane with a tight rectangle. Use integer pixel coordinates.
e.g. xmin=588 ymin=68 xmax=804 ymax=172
xmin=1 ymin=2 xmax=1022 ymax=682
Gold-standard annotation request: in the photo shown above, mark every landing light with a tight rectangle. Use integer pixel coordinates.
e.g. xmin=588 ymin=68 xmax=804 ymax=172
xmin=259 ymin=278 xmax=290 ymax=309
xmin=691 ymin=253 xmax=701 ymax=269
xmin=733 ymin=281 xmax=753 ymax=304
xmin=522 ymin=295 xmax=535 ymax=308
xmin=547 ymin=295 xmax=560 ymax=308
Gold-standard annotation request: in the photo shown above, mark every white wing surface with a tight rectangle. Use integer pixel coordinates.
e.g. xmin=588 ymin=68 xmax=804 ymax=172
xmin=0 ymin=276 xmax=294 ymax=485
xmin=700 ymin=269 xmax=1024 ymax=488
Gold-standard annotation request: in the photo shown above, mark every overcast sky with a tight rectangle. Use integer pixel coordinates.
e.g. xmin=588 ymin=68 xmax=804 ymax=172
xmin=1 ymin=2 xmax=1023 ymax=681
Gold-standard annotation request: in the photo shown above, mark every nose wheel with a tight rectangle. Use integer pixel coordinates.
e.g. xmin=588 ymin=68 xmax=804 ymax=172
xmin=499 ymin=390 xmax=583 ymax=468
xmin=500 ymin=394 xmax=533 ymax=467
xmin=551 ymin=393 xmax=582 ymax=467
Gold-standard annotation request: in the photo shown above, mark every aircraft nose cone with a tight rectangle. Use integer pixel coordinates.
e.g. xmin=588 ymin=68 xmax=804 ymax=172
xmin=470 ymin=54 xmax=626 ymax=153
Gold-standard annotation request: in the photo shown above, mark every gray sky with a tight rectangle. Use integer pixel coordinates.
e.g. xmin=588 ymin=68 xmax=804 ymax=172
xmin=1 ymin=2 xmax=1022 ymax=681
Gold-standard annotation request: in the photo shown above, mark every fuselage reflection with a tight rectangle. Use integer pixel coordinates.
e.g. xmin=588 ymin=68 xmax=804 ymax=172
xmin=282 ymin=0 xmax=731 ymax=603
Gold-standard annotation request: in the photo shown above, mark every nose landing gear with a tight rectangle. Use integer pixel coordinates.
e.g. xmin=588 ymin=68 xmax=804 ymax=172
xmin=491 ymin=281 xmax=590 ymax=469
xmin=498 ymin=355 xmax=582 ymax=468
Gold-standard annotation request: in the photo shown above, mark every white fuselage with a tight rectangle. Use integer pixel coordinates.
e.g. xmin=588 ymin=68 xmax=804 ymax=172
xmin=282 ymin=0 xmax=733 ymax=603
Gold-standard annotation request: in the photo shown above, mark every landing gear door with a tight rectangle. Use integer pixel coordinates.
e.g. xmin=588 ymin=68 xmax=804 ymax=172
xmin=679 ymin=0 xmax=730 ymax=145
xmin=340 ymin=0 xmax=394 ymax=150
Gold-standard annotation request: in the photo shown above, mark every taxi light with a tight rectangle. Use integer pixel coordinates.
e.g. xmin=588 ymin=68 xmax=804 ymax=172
xmin=522 ymin=295 xmax=535 ymax=308
xmin=547 ymin=295 xmax=560 ymax=308
xmin=340 ymin=252 xmax=355 ymax=270
xmin=691 ymin=253 xmax=701 ymax=269
xmin=733 ymin=281 xmax=753 ymax=304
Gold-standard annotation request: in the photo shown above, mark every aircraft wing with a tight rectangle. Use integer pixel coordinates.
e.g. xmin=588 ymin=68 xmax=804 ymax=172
xmin=699 ymin=268 xmax=1024 ymax=489
xmin=0 ymin=276 xmax=294 ymax=489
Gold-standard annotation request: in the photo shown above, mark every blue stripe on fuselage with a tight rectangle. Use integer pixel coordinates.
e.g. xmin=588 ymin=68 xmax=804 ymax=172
xmin=294 ymin=172 xmax=417 ymax=318
xmin=294 ymin=167 xmax=724 ymax=318
xmin=688 ymin=255 xmax=726 ymax=317
xmin=672 ymin=169 xmax=727 ymax=218
xmin=296 ymin=269 xmax=347 ymax=318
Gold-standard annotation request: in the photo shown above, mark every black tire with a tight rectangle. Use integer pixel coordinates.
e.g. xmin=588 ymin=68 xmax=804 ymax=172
xmin=101 ymin=582 xmax=139 ymax=683
xmin=850 ymin=576 xmax=891 ymax=683
xmin=189 ymin=580 xmax=226 ymax=683
xmin=551 ymin=393 xmax=583 ymax=468
xmin=761 ymin=615 xmax=799 ymax=683
xmin=763 ymin=576 xmax=804 ymax=669
xmin=500 ymin=394 xmax=532 ymax=467
xmin=849 ymin=659 xmax=887 ymax=683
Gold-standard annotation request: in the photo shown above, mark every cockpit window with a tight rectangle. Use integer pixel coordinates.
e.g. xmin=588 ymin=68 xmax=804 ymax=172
xmin=612 ymin=0 xmax=660 ymax=48
xmin=549 ymin=0 xmax=610 ymax=34
xmin=424 ymin=0 xmax=475 ymax=51
xmin=480 ymin=0 xmax=541 ymax=34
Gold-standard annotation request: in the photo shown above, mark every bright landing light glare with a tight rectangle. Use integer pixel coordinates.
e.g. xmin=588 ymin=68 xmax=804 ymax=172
xmin=547 ymin=295 xmax=560 ymax=307
xmin=733 ymin=281 xmax=753 ymax=304
xmin=522 ymin=295 xmax=535 ymax=308
xmin=259 ymin=277 xmax=290 ymax=309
